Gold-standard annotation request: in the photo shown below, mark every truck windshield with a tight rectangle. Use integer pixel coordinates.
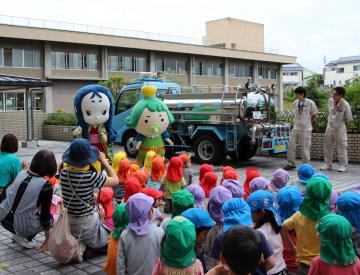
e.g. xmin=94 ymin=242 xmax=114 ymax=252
xmin=115 ymin=89 xmax=139 ymax=115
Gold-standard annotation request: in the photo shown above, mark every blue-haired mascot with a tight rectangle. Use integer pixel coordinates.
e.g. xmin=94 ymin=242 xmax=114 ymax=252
xmin=73 ymin=85 xmax=116 ymax=160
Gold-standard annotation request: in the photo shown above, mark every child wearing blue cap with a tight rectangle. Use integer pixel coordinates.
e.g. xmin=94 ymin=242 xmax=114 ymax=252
xmin=288 ymin=163 xmax=315 ymax=195
xmin=210 ymin=198 xmax=276 ymax=275
xmin=247 ymin=190 xmax=287 ymax=275
xmin=336 ymin=192 xmax=360 ymax=258
xmin=181 ymin=208 xmax=215 ymax=273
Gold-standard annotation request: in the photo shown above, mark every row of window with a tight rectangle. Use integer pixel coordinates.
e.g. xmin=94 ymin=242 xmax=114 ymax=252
xmin=195 ymin=62 xmax=223 ymax=76
xmin=156 ymin=59 xmax=188 ymax=75
xmin=229 ymin=64 xmax=252 ymax=78
xmin=258 ymin=67 xmax=277 ymax=80
xmin=0 ymin=48 xmax=41 ymax=68
xmin=108 ymin=56 xmax=147 ymax=72
xmin=0 ymin=92 xmax=44 ymax=111
xmin=52 ymin=52 xmax=98 ymax=70
xmin=336 ymin=65 xmax=360 ymax=74
xmin=283 ymin=72 xmax=298 ymax=76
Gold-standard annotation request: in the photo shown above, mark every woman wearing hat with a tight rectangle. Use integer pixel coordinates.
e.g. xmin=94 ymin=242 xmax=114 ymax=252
xmin=60 ymin=139 xmax=119 ymax=254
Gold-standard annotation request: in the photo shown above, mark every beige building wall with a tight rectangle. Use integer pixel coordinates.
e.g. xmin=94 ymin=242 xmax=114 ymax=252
xmin=205 ymin=18 xmax=264 ymax=52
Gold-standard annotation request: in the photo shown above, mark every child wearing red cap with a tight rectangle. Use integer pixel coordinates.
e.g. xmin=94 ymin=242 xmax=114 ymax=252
xmin=200 ymin=172 xmax=218 ymax=200
xmin=141 ymin=187 xmax=164 ymax=226
xmin=199 ymin=164 xmax=213 ymax=182
xmin=179 ymin=153 xmax=193 ymax=186
xmin=161 ymin=156 xmax=186 ymax=214
xmin=97 ymin=187 xmax=115 ymax=230
xmin=220 ymin=166 xmax=238 ymax=185
xmin=243 ymin=168 xmax=261 ymax=200
xmin=147 ymin=155 xmax=166 ymax=190
xmin=123 ymin=177 xmax=142 ymax=202
xmin=134 ymin=170 xmax=148 ymax=187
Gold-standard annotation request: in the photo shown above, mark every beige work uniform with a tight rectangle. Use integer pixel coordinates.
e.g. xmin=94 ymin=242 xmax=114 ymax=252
xmin=324 ymin=98 xmax=353 ymax=166
xmin=287 ymin=98 xmax=318 ymax=167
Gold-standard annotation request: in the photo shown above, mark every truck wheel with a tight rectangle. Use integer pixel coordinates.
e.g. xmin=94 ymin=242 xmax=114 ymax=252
xmin=122 ymin=131 xmax=138 ymax=159
xmin=193 ymin=134 xmax=225 ymax=164
xmin=236 ymin=136 xmax=258 ymax=161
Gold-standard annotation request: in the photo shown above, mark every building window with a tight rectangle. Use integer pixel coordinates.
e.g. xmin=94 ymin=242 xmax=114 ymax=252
xmin=52 ymin=52 xmax=98 ymax=70
xmin=121 ymin=56 xmax=133 ymax=72
xmin=107 ymin=55 xmax=147 ymax=72
xmin=195 ymin=62 xmax=223 ymax=76
xmin=15 ymin=93 xmax=25 ymax=111
xmin=5 ymin=93 xmax=15 ymax=111
xmin=229 ymin=64 xmax=252 ymax=77
xmin=0 ymin=48 xmax=41 ymax=68
xmin=108 ymin=55 xmax=119 ymax=71
xmin=353 ymin=65 xmax=360 ymax=72
xmin=33 ymin=92 xmax=44 ymax=110
xmin=134 ymin=57 xmax=146 ymax=72
xmin=0 ymin=93 xmax=3 ymax=110
xmin=336 ymin=67 xmax=344 ymax=73
xmin=3 ymin=48 xmax=12 ymax=67
xmin=68 ymin=53 xmax=82 ymax=69
xmin=85 ymin=54 xmax=98 ymax=70
xmin=0 ymin=92 xmax=43 ymax=111
xmin=259 ymin=67 xmax=277 ymax=80
xmin=0 ymin=48 xmax=3 ymax=67
xmin=156 ymin=58 xmax=188 ymax=74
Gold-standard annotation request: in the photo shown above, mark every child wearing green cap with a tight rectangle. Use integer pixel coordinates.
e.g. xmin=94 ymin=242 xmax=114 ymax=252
xmin=152 ymin=216 xmax=204 ymax=275
xmin=103 ymin=203 xmax=129 ymax=275
xmin=281 ymin=177 xmax=332 ymax=275
xmin=308 ymin=214 xmax=360 ymax=275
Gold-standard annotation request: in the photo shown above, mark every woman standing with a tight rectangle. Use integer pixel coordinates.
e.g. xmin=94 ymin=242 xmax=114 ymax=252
xmin=0 ymin=149 xmax=57 ymax=249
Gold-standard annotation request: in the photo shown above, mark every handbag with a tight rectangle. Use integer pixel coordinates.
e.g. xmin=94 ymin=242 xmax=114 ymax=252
xmin=48 ymin=171 xmax=88 ymax=263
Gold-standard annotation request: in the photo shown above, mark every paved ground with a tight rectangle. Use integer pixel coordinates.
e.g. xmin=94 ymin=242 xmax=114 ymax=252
xmin=0 ymin=140 xmax=359 ymax=274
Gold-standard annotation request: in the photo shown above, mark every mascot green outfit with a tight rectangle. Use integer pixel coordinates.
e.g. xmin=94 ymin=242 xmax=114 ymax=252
xmin=126 ymin=85 xmax=174 ymax=165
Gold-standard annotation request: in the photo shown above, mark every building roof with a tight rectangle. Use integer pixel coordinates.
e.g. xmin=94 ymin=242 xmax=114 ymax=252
xmin=326 ymin=55 xmax=360 ymax=66
xmin=0 ymin=74 xmax=53 ymax=91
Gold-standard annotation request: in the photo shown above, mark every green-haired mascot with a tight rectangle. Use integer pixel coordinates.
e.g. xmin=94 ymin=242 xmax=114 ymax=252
xmin=125 ymin=85 xmax=174 ymax=165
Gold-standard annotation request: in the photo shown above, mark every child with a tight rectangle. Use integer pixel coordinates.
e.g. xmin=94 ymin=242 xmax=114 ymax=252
xmin=220 ymin=166 xmax=238 ymax=184
xmin=152 ymin=216 xmax=204 ymax=275
xmin=243 ymin=168 xmax=261 ymax=200
xmin=270 ymin=168 xmax=289 ymax=193
xmin=141 ymin=187 xmax=164 ymax=226
xmin=277 ymin=186 xmax=303 ymax=274
xmin=336 ymin=192 xmax=360 ymax=258
xmin=134 ymin=169 xmax=148 ymax=187
xmin=123 ymin=176 xmax=142 ymax=202
xmin=117 ymin=193 xmax=164 ymax=275
xmin=289 ymin=163 xmax=315 ymax=194
xmin=144 ymin=151 xmax=156 ymax=173
xmin=180 ymin=153 xmax=193 ymax=186
xmin=210 ymin=198 xmax=276 ymax=275
xmin=309 ymin=214 xmax=360 ymax=275
xmin=329 ymin=190 xmax=338 ymax=213
xmin=114 ymin=157 xmax=132 ymax=203
xmin=103 ymin=203 xmax=129 ymax=275
xmin=97 ymin=187 xmax=115 ymax=230
xmin=182 ymin=208 xmax=215 ymax=273
xmin=130 ymin=163 xmax=140 ymax=175
xmin=161 ymin=156 xmax=186 ymax=214
xmin=50 ymin=194 xmax=62 ymax=226
xmin=111 ymin=151 xmax=127 ymax=172
xmin=147 ymin=154 xmax=165 ymax=190
xmin=281 ymin=177 xmax=332 ymax=275
xmin=200 ymin=172 xmax=218 ymax=198
xmin=203 ymin=186 xmax=232 ymax=270
xmin=249 ymin=177 xmax=271 ymax=193
xmin=247 ymin=190 xmax=287 ymax=275
xmin=207 ymin=226 xmax=263 ymax=275
xmin=160 ymin=189 xmax=195 ymax=231
xmin=186 ymin=184 xmax=205 ymax=208
xmin=199 ymin=164 xmax=213 ymax=182
xmin=222 ymin=179 xmax=244 ymax=198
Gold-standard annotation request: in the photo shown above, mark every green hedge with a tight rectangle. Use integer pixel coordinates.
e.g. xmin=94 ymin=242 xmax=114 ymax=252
xmin=44 ymin=110 xmax=76 ymax=126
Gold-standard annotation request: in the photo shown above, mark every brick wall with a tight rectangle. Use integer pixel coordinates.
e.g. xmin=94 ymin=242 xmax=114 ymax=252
xmin=42 ymin=125 xmax=74 ymax=142
xmin=0 ymin=111 xmax=47 ymax=141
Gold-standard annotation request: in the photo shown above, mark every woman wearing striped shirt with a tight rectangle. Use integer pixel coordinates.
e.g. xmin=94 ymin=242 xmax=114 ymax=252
xmin=60 ymin=139 xmax=118 ymax=254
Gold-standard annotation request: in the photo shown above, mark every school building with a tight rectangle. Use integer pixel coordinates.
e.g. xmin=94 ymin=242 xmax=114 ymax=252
xmin=0 ymin=16 xmax=296 ymax=113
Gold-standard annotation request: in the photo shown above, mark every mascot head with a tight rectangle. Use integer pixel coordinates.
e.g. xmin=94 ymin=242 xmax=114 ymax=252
xmin=125 ymin=85 xmax=174 ymax=137
xmin=74 ymin=84 xmax=116 ymax=142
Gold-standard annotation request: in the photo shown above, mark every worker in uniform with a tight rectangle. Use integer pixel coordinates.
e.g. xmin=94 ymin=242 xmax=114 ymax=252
xmin=320 ymin=86 xmax=353 ymax=172
xmin=284 ymin=86 xmax=318 ymax=170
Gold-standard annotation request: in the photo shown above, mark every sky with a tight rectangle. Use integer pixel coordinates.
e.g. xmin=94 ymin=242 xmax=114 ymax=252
xmin=1 ymin=0 xmax=359 ymax=73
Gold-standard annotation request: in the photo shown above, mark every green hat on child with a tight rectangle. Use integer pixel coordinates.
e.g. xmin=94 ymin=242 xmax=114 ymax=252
xmin=300 ymin=177 xmax=332 ymax=221
xmin=317 ymin=214 xmax=357 ymax=267
xmin=111 ymin=203 xmax=129 ymax=239
xmin=161 ymin=216 xmax=197 ymax=269
xmin=172 ymin=189 xmax=195 ymax=217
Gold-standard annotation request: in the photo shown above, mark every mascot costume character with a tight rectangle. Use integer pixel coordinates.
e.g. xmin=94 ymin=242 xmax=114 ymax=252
xmin=125 ymin=85 xmax=174 ymax=165
xmin=73 ymin=84 xmax=116 ymax=161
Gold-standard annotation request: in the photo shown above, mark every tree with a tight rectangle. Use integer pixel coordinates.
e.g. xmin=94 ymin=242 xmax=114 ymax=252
xmin=98 ymin=76 xmax=128 ymax=101
xmin=304 ymin=74 xmax=328 ymax=111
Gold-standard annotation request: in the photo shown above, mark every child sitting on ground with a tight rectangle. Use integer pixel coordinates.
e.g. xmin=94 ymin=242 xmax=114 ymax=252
xmin=309 ymin=214 xmax=360 ymax=275
xmin=143 ymin=151 xmax=156 ymax=174
xmin=147 ymin=154 xmax=165 ymax=190
xmin=206 ymin=226 xmax=263 ymax=275
xmin=161 ymin=156 xmax=186 ymax=214
xmin=186 ymin=184 xmax=205 ymax=208
xmin=97 ymin=187 xmax=115 ymax=230
xmin=179 ymin=153 xmax=193 ymax=186
xmin=103 ymin=203 xmax=129 ymax=275
xmin=277 ymin=186 xmax=303 ymax=274
xmin=336 ymin=192 xmax=360 ymax=258
xmin=134 ymin=169 xmax=148 ymax=187
xmin=199 ymin=164 xmax=213 ymax=182
xmin=114 ymin=157 xmax=132 ymax=203
xmin=152 ymin=216 xmax=204 ymax=275
xmin=243 ymin=168 xmax=261 ymax=200
xmin=123 ymin=177 xmax=142 ymax=202
xmin=200 ymin=171 xmax=218 ymax=199
xmin=281 ymin=177 xmax=332 ymax=275
xmin=117 ymin=193 xmax=164 ymax=275
xmin=289 ymin=163 xmax=315 ymax=194
xmin=220 ymin=166 xmax=239 ymax=185
xmin=249 ymin=177 xmax=272 ymax=193
xmin=222 ymin=179 xmax=244 ymax=198
xmin=203 ymin=186 xmax=232 ymax=270
xmin=270 ymin=168 xmax=289 ymax=193
xmin=141 ymin=187 xmax=164 ymax=226
xmin=247 ymin=190 xmax=287 ymax=275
